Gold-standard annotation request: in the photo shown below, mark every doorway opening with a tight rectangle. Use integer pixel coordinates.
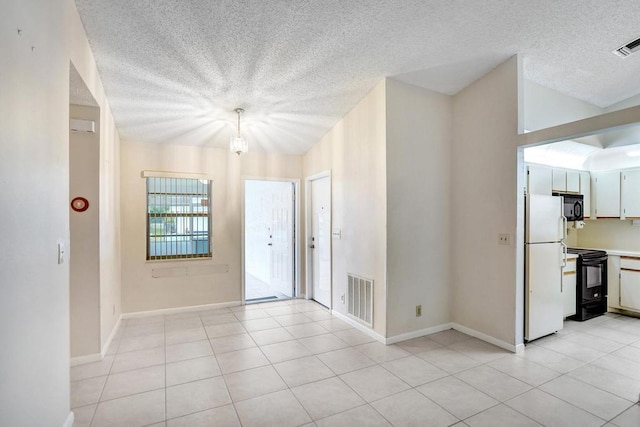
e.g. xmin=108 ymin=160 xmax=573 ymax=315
xmin=243 ymin=179 xmax=298 ymax=303
xmin=306 ymin=171 xmax=332 ymax=308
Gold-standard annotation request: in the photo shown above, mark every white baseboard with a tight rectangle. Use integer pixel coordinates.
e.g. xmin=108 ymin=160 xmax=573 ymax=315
xmin=385 ymin=323 xmax=454 ymax=345
xmin=70 ymin=352 xmax=102 ymax=367
xmin=62 ymin=411 xmax=74 ymax=427
xmin=328 ymin=312 xmax=518 ymax=353
xmin=121 ymin=301 xmax=241 ymax=319
xmin=331 ymin=310 xmax=387 ymax=344
xmin=452 ymin=322 xmax=518 ymax=353
xmin=101 ymin=315 xmax=123 ymax=358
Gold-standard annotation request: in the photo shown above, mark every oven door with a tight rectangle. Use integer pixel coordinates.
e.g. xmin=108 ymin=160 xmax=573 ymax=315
xmin=581 ymin=257 xmax=607 ymax=301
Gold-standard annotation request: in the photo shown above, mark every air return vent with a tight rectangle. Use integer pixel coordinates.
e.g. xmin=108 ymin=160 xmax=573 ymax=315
xmin=347 ymin=273 xmax=373 ymax=327
xmin=613 ymin=36 xmax=640 ymax=58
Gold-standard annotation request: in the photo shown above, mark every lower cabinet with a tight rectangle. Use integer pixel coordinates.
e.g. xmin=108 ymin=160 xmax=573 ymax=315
xmin=608 ymin=255 xmax=621 ymax=310
xmin=563 ymin=257 xmax=577 ymax=318
xmin=620 ymin=256 xmax=640 ymax=311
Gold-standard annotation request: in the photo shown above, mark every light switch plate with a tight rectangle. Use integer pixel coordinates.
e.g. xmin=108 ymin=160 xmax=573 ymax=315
xmin=57 ymin=241 xmax=65 ymax=264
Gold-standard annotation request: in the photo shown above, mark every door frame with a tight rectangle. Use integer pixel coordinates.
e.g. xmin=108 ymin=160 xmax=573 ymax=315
xmin=241 ymin=176 xmax=301 ymax=304
xmin=305 ymin=170 xmax=332 ymax=308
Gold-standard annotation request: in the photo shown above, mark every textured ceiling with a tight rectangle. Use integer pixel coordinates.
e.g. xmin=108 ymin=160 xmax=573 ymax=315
xmin=74 ymin=0 xmax=640 ymax=154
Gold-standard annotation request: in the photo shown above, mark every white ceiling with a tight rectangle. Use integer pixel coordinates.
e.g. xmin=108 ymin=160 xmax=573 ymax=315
xmin=74 ymin=0 xmax=640 ymax=154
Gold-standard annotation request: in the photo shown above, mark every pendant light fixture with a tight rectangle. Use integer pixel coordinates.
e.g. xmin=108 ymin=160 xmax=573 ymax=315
xmin=230 ymin=107 xmax=248 ymax=155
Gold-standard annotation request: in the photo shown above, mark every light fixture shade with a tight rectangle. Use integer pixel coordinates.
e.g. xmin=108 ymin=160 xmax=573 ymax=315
xmin=230 ymin=135 xmax=248 ymax=155
xmin=230 ymin=107 xmax=248 ymax=155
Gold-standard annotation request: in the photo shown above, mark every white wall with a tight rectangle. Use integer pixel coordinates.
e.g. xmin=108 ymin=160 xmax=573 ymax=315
xmin=385 ymin=79 xmax=452 ymax=337
xmin=524 ymin=79 xmax=604 ymax=131
xmin=69 ymin=104 xmax=101 ymax=358
xmin=120 ymin=142 xmax=302 ymax=313
xmin=0 ymin=0 xmax=121 ymax=424
xmin=303 ymin=81 xmax=388 ymax=337
xmin=0 ymin=2 xmax=70 ymax=424
xmin=451 ymin=57 xmax=521 ymax=346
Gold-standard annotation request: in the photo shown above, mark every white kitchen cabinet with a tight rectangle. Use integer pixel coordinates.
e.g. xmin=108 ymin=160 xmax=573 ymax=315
xmin=580 ymin=171 xmax=591 ymax=219
xmin=621 ymin=169 xmax=640 ymax=219
xmin=528 ymin=165 xmax=552 ymax=195
xmin=620 ymin=256 xmax=640 ymax=312
xmin=608 ymin=255 xmax=621 ymax=310
xmin=563 ymin=256 xmax=577 ymax=318
xmin=566 ymin=171 xmax=580 ymax=193
xmin=594 ymin=171 xmax=620 ymax=218
xmin=552 ymin=169 xmax=567 ymax=192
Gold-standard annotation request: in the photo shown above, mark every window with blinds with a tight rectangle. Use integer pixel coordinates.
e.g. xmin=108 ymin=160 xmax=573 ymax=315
xmin=146 ymin=177 xmax=212 ymax=260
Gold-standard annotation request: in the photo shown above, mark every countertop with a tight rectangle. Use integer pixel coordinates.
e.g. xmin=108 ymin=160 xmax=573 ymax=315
xmin=570 ymin=248 xmax=640 ymax=258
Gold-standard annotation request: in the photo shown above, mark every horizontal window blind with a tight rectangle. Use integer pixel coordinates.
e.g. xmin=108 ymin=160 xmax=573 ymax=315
xmin=146 ymin=177 xmax=212 ymax=260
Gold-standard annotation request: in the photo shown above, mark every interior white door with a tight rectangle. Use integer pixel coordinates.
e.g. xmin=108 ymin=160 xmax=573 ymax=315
xmin=269 ymin=182 xmax=294 ymax=298
xmin=310 ymin=176 xmax=331 ymax=307
xmin=525 ymin=242 xmax=564 ymax=341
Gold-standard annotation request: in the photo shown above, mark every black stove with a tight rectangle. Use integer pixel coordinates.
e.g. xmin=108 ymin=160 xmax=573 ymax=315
xmin=567 ymin=248 xmax=608 ymax=321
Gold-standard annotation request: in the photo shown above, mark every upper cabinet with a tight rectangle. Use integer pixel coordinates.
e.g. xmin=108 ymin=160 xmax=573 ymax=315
xmin=594 ymin=171 xmax=621 ymax=218
xmin=552 ymin=169 xmax=580 ymax=193
xmin=580 ymin=172 xmax=591 ymax=219
xmin=528 ymin=163 xmax=639 ymax=222
xmin=621 ymin=169 xmax=640 ymax=219
xmin=552 ymin=169 xmax=566 ymax=192
xmin=566 ymin=171 xmax=580 ymax=193
xmin=527 ymin=165 xmax=590 ymax=218
xmin=528 ymin=165 xmax=552 ymax=195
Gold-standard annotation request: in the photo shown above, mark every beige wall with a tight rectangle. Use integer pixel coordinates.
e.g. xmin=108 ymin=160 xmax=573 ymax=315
xmin=451 ymin=57 xmax=521 ymax=345
xmin=303 ymin=81 xmax=388 ymax=336
xmin=65 ymin=0 xmax=123 ymax=354
xmin=120 ymin=141 xmax=302 ymax=313
xmin=0 ymin=0 xmax=121 ymax=424
xmin=578 ymin=220 xmax=640 ymax=252
xmin=69 ymin=105 xmax=101 ymax=358
xmin=385 ymin=79 xmax=452 ymax=337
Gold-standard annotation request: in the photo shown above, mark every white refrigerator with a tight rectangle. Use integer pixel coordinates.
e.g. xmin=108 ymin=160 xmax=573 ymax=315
xmin=525 ymin=194 xmax=566 ymax=342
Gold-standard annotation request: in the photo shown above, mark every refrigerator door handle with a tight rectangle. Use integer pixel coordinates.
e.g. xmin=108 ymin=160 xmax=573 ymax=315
xmin=561 ymin=214 xmax=567 ymax=240
xmin=561 ymin=241 xmax=567 ymax=268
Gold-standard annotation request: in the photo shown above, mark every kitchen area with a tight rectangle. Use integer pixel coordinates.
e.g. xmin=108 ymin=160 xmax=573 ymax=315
xmin=524 ymin=139 xmax=640 ymax=342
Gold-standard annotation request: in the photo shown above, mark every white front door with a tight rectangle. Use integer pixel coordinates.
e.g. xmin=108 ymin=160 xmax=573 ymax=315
xmin=244 ymin=180 xmax=295 ymax=302
xmin=269 ymin=182 xmax=294 ymax=297
xmin=310 ymin=175 xmax=331 ymax=307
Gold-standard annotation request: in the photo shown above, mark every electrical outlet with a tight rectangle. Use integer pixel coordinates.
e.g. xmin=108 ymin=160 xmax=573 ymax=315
xmin=498 ymin=233 xmax=510 ymax=245
xmin=415 ymin=305 xmax=422 ymax=317
xmin=340 ymin=293 xmax=345 ymax=304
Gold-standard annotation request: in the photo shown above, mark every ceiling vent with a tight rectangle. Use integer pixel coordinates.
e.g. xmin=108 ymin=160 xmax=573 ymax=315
xmin=613 ymin=36 xmax=640 ymax=58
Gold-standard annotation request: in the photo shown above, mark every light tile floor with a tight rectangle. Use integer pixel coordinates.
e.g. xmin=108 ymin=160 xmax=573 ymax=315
xmin=71 ymin=300 xmax=640 ymax=426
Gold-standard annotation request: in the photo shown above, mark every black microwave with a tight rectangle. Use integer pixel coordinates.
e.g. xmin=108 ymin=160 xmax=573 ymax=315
xmin=553 ymin=192 xmax=584 ymax=221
